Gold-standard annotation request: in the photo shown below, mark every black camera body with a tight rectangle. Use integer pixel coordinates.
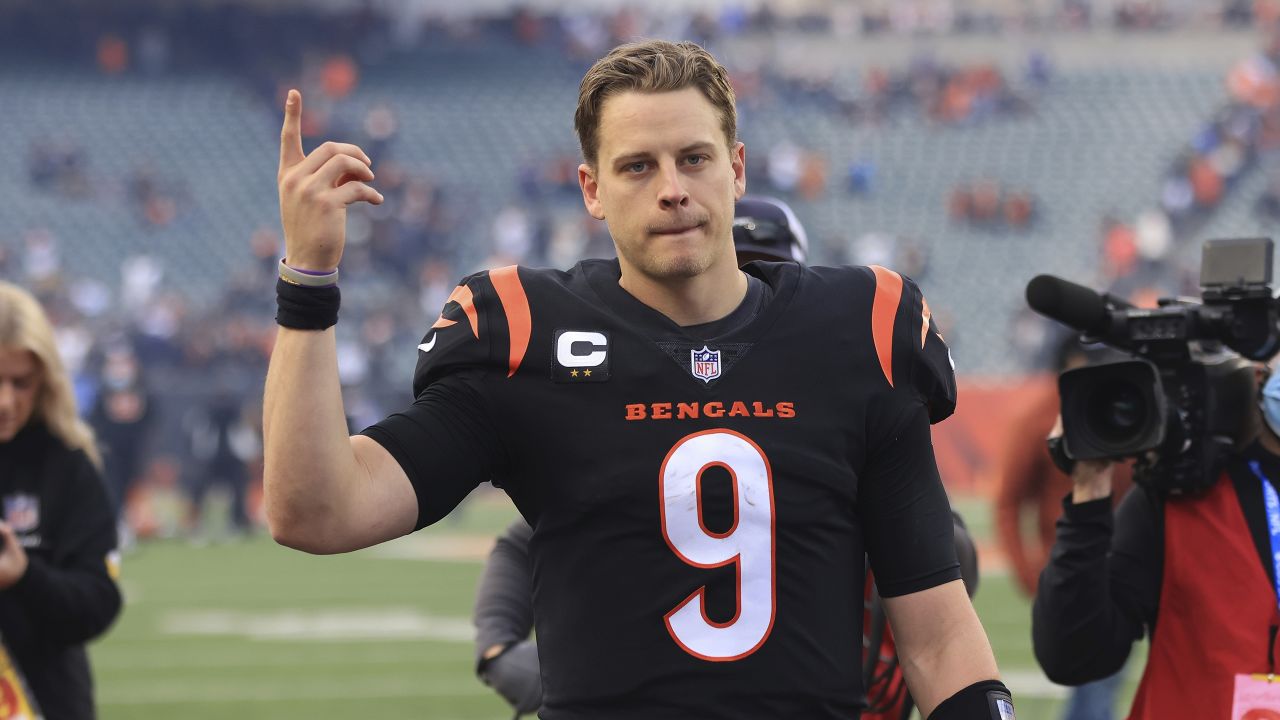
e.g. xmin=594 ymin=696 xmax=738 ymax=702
xmin=1027 ymin=238 xmax=1280 ymax=495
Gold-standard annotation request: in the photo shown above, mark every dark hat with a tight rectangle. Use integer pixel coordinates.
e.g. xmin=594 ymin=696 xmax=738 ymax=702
xmin=733 ymin=195 xmax=809 ymax=264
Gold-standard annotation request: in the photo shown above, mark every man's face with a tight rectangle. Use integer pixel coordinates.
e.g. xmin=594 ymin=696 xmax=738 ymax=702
xmin=0 ymin=347 xmax=41 ymax=443
xmin=579 ymin=87 xmax=746 ymax=281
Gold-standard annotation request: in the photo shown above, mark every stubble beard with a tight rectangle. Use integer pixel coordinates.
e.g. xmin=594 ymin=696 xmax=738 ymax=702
xmin=623 ymin=239 xmax=716 ymax=281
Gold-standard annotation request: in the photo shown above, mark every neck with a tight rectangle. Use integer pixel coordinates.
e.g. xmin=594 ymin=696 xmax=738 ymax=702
xmin=617 ymin=254 xmax=748 ymax=327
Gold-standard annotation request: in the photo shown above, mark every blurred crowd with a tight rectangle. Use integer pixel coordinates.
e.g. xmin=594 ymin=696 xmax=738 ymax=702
xmin=1 ymin=0 xmax=1274 ymax=76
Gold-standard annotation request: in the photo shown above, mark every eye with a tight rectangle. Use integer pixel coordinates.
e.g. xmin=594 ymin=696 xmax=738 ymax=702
xmin=685 ymin=154 xmax=709 ymax=166
xmin=624 ymin=161 xmax=648 ymax=174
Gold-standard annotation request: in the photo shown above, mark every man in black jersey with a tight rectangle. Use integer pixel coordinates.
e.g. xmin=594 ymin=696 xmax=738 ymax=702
xmin=471 ymin=196 xmax=985 ymax=719
xmin=265 ymin=39 xmax=1009 ymax=719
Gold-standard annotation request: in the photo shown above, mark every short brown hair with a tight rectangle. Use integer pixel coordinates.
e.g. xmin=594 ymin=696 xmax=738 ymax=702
xmin=575 ymin=39 xmax=737 ymax=167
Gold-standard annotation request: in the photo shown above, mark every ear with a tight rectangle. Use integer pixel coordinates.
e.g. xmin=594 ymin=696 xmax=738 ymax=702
xmin=579 ymin=163 xmax=605 ymax=220
xmin=731 ymin=141 xmax=747 ymax=200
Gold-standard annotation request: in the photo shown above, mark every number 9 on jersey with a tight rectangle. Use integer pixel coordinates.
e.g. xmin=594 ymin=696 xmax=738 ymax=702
xmin=659 ymin=429 xmax=777 ymax=661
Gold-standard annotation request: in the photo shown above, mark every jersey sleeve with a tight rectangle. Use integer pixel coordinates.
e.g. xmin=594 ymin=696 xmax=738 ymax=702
xmin=858 ymin=266 xmax=961 ymax=596
xmin=360 ymin=268 xmax=529 ymax=529
xmin=411 ymin=271 xmax=497 ymax=393
xmin=867 ymin=266 xmax=957 ymax=424
xmin=857 ymin=398 xmax=962 ymax=597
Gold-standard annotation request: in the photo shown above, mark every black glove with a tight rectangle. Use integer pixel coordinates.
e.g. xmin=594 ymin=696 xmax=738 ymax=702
xmin=480 ymin=640 xmax=543 ymax=715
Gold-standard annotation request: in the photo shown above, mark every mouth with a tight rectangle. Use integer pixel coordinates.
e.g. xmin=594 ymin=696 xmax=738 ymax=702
xmin=650 ymin=222 xmax=705 ymax=237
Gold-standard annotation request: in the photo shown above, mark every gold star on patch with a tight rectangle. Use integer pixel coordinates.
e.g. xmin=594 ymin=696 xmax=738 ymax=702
xmin=570 ymin=369 xmax=579 ymax=377
xmin=583 ymin=369 xmax=592 ymax=377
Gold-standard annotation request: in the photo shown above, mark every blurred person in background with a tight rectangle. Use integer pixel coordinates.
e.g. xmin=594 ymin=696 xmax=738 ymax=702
xmin=471 ymin=196 xmax=982 ymax=719
xmin=89 ymin=345 xmax=154 ymax=550
xmin=995 ymin=335 xmax=1133 ymax=720
xmin=181 ymin=387 xmax=255 ymax=541
xmin=0 ymin=281 xmax=122 ymax=720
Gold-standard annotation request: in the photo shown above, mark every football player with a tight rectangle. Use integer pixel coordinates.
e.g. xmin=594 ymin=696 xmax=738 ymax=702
xmin=470 ymin=197 xmax=983 ymax=719
xmin=266 ymin=39 xmax=1010 ymax=718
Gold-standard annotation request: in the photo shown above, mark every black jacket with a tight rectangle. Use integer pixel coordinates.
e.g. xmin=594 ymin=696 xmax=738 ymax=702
xmin=0 ymin=422 xmax=122 ymax=720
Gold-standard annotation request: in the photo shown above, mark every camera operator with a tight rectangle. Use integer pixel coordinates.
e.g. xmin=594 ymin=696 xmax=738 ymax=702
xmin=1032 ymin=358 xmax=1280 ymax=717
xmin=997 ymin=335 xmax=1134 ymax=720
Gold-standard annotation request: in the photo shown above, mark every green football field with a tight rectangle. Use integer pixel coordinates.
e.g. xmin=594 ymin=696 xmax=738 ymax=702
xmin=92 ymin=492 xmax=1143 ymax=719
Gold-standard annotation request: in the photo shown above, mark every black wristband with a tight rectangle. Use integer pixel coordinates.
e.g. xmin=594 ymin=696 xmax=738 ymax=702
xmin=276 ymin=277 xmax=340 ymax=330
xmin=1046 ymin=435 xmax=1075 ymax=476
xmin=928 ymin=679 xmax=1014 ymax=719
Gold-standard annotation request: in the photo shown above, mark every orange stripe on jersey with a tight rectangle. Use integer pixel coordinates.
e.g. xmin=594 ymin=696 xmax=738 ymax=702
xmin=490 ymin=265 xmax=532 ymax=378
xmin=431 ymin=284 xmax=479 ymax=338
xmin=869 ymin=265 xmax=903 ymax=388
xmin=920 ymin=296 xmax=932 ymax=349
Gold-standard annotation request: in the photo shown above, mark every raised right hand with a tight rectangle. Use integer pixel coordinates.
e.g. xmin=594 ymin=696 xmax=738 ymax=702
xmin=277 ymin=89 xmax=384 ymax=272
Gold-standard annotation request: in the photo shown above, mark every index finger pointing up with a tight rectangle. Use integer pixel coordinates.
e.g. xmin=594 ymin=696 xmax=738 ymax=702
xmin=279 ymin=89 xmax=305 ymax=170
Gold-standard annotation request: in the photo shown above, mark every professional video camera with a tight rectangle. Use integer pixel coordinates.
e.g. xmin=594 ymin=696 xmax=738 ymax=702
xmin=1025 ymin=237 xmax=1280 ymax=495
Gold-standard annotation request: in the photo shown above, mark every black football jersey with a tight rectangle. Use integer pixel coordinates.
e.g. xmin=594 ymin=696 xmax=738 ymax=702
xmin=362 ymin=258 xmax=960 ymax=719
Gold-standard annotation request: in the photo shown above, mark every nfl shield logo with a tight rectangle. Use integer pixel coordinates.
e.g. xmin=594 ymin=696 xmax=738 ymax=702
xmin=690 ymin=345 xmax=721 ymax=383
xmin=3 ymin=494 xmax=39 ymax=533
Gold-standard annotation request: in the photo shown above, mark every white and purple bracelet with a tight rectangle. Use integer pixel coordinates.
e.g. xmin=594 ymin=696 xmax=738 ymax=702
xmin=278 ymin=259 xmax=338 ymax=288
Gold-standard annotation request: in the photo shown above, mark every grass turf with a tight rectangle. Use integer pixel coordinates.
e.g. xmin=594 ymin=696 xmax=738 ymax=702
xmin=91 ymin=491 xmax=1142 ymax=719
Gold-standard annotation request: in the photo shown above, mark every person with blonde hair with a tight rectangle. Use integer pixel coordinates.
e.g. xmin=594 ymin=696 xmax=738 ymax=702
xmin=0 ymin=281 xmax=122 ymax=720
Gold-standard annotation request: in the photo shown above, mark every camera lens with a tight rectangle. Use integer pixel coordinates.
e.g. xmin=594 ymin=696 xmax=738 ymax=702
xmin=1084 ymin=380 xmax=1149 ymax=445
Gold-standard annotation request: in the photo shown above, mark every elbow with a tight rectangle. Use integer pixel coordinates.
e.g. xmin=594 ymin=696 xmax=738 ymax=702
xmin=1036 ymin=649 xmax=1125 ymax=687
xmin=266 ymin=512 xmax=335 ymax=555
xmin=49 ymin=578 xmax=123 ymax=645
xmin=266 ymin=516 xmax=309 ymax=553
xmin=1038 ymin=660 xmax=1096 ymax=687
xmin=1034 ymin=650 xmax=1078 ymax=686
xmin=264 ymin=495 xmax=340 ymax=555
xmin=1032 ymin=632 xmax=1109 ymax=686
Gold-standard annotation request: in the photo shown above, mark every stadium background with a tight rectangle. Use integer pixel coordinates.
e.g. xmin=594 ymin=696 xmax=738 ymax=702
xmin=4 ymin=0 xmax=1277 ymax=716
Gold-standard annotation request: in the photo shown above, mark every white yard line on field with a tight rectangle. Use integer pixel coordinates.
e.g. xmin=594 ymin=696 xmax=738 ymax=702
xmin=160 ymin=608 xmax=474 ymax=642
xmin=98 ymin=679 xmax=487 ymax=704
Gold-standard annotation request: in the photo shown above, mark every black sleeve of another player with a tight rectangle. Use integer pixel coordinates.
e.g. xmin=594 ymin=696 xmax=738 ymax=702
xmin=859 ymin=397 xmax=961 ymax=598
xmin=359 ymin=370 xmax=506 ymax=530
xmin=473 ymin=520 xmax=536 ymax=667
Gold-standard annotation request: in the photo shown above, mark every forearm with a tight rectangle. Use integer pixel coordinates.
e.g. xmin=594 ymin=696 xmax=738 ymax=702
xmin=262 ymin=326 xmax=361 ymax=551
xmin=897 ymin=599 xmax=999 ymax=717
xmin=9 ymin=559 xmax=121 ymax=644
xmin=1031 ymin=497 xmax=1139 ymax=683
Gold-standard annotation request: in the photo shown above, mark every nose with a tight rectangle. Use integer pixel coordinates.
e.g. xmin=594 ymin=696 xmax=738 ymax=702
xmin=657 ymin=162 xmax=689 ymax=209
xmin=0 ymin=383 xmax=13 ymax=415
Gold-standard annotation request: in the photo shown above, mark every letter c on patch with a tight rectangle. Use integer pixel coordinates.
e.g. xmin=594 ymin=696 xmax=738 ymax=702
xmin=557 ymin=331 xmax=608 ymax=368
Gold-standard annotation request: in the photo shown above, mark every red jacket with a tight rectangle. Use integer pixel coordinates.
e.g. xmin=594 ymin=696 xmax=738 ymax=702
xmin=1127 ymin=475 xmax=1280 ymax=719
